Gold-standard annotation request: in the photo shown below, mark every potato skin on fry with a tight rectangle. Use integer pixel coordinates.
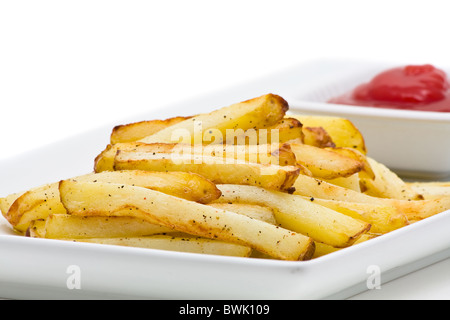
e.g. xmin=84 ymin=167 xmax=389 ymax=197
xmin=302 ymin=126 xmax=336 ymax=148
xmin=111 ymin=116 xmax=192 ymax=144
xmin=290 ymin=143 xmax=364 ymax=179
xmin=292 ymin=115 xmax=366 ymax=154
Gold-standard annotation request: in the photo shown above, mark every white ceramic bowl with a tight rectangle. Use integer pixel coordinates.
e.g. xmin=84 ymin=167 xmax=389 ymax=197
xmin=285 ymin=62 xmax=450 ymax=180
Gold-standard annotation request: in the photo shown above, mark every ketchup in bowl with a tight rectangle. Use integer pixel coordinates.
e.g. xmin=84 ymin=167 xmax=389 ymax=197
xmin=328 ymin=64 xmax=450 ymax=112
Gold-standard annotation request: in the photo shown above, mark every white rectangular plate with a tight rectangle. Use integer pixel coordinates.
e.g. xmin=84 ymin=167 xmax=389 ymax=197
xmin=1 ymin=59 xmax=450 ymax=300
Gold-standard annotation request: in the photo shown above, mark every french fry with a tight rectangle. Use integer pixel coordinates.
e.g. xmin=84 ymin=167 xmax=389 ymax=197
xmin=201 ymin=143 xmax=298 ymax=166
xmin=94 ymin=141 xmax=298 ymax=172
xmin=292 ymin=174 xmax=450 ymax=221
xmin=27 ymin=219 xmax=46 ymax=238
xmin=312 ymin=233 xmax=378 ymax=259
xmin=291 ymin=114 xmax=367 ymax=154
xmin=360 ymin=157 xmax=423 ymax=200
xmin=325 ymin=147 xmax=375 ymax=180
xmin=312 ymin=242 xmax=340 ymax=259
xmin=352 ymin=233 xmax=379 ymax=245
xmin=269 ymin=143 xmax=300 ymax=167
xmin=0 ymin=190 xmax=27 ymax=218
xmin=59 ymin=180 xmax=315 ymax=261
xmin=208 ymin=203 xmax=277 ymax=225
xmin=226 ymin=117 xmax=304 ymax=145
xmin=290 ymin=143 xmax=364 ymax=179
xmin=301 ymin=126 xmax=336 ymax=148
xmin=70 ymin=235 xmax=253 ymax=258
xmin=323 ymin=173 xmax=361 ymax=192
xmin=83 ymin=170 xmax=222 ymax=204
xmin=111 ymin=116 xmax=192 ymax=144
xmin=390 ymin=197 xmax=450 ymax=221
xmin=293 ymin=173 xmax=391 ymax=205
xmin=214 ymin=184 xmax=371 ymax=248
xmin=114 ymin=150 xmax=300 ymax=191
xmin=5 ymin=170 xmax=221 ymax=233
xmin=6 ymin=182 xmax=66 ymax=233
xmin=95 ymin=142 xmax=153 ymax=172
xmin=263 ymin=117 xmax=304 ymax=144
xmin=29 ymin=214 xmax=174 ymax=239
xmin=97 ymin=142 xmax=297 ymax=168
xmin=138 ymin=93 xmax=289 ymax=144
xmin=302 ymin=197 xmax=408 ymax=234
xmin=407 ymin=181 xmax=450 ymax=200
xmin=29 ymin=216 xmax=253 ymax=259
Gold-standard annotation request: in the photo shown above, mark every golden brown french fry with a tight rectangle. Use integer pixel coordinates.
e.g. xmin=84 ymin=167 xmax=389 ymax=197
xmin=312 ymin=242 xmax=340 ymax=259
xmin=59 ymin=180 xmax=315 ymax=261
xmin=323 ymin=173 xmax=361 ymax=192
xmin=138 ymin=94 xmax=288 ymax=144
xmin=352 ymin=233 xmax=379 ymax=245
xmin=411 ymin=182 xmax=450 ymax=187
xmin=391 ymin=197 xmax=450 ymax=221
xmin=264 ymin=117 xmax=304 ymax=143
xmin=0 ymin=191 xmax=27 ymax=218
xmin=300 ymin=126 xmax=336 ymax=148
xmin=85 ymin=170 xmax=222 ymax=204
xmin=303 ymin=197 xmax=408 ymax=234
xmin=325 ymin=147 xmax=375 ymax=180
xmin=70 ymin=235 xmax=253 ymax=258
xmin=114 ymin=150 xmax=300 ymax=191
xmin=214 ymin=184 xmax=371 ymax=248
xmin=111 ymin=116 xmax=192 ymax=144
xmin=226 ymin=117 xmax=304 ymax=145
xmin=293 ymin=173 xmax=389 ymax=205
xmin=30 ymin=214 xmax=174 ymax=239
xmin=290 ymin=143 xmax=364 ymax=179
xmin=312 ymin=233 xmax=379 ymax=259
xmin=291 ymin=114 xmax=366 ymax=154
xmin=201 ymin=143 xmax=298 ymax=166
xmin=27 ymin=219 xmax=46 ymax=238
xmin=360 ymin=157 xmax=423 ymax=200
xmin=208 ymin=203 xmax=277 ymax=225
xmin=100 ymin=142 xmax=296 ymax=167
xmin=292 ymin=174 xmax=450 ymax=221
xmin=94 ymin=141 xmax=298 ymax=172
xmin=6 ymin=183 xmax=66 ymax=233
xmin=95 ymin=142 xmax=154 ymax=172
xmin=269 ymin=143 xmax=300 ymax=167
xmin=5 ymin=170 xmax=221 ymax=233
xmin=407 ymin=181 xmax=450 ymax=200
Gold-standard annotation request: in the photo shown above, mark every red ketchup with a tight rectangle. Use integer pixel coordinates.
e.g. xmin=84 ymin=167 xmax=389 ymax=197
xmin=328 ymin=64 xmax=450 ymax=112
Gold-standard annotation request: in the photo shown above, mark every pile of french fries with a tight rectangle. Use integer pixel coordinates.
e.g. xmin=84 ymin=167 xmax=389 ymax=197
xmin=1 ymin=93 xmax=450 ymax=261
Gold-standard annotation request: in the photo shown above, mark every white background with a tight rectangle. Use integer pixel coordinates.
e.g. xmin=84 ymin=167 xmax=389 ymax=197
xmin=1 ymin=0 xmax=450 ymax=300
xmin=1 ymin=0 xmax=450 ymax=160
